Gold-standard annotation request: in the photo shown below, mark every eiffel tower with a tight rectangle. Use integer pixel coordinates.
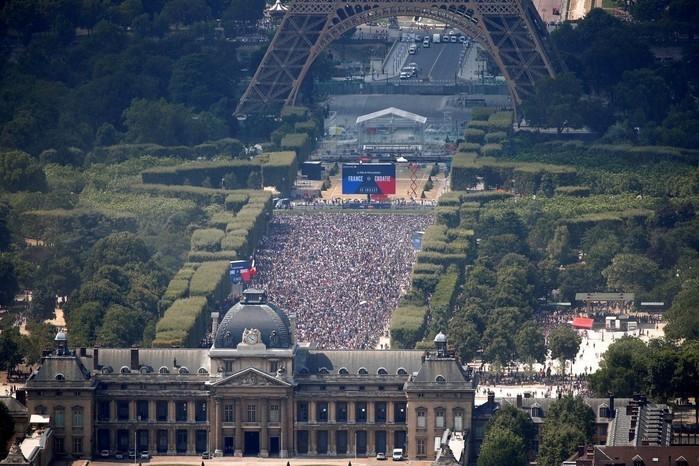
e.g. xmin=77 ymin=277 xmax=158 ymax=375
xmin=236 ymin=0 xmax=559 ymax=116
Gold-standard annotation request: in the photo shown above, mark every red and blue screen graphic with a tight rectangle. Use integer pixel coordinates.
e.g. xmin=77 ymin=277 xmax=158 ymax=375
xmin=342 ymin=163 xmax=396 ymax=195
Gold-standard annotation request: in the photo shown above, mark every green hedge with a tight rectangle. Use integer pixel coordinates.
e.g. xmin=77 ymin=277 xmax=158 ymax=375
xmin=391 ymin=304 xmax=428 ymax=349
xmin=281 ymin=106 xmax=309 ymax=123
xmin=485 ymin=131 xmax=507 ymax=143
xmin=429 ymin=270 xmax=460 ymax=335
xmin=412 ymin=272 xmax=440 ymax=294
xmin=187 ymin=250 xmax=238 ymax=262
xmin=188 ymin=261 xmax=231 ymax=305
xmin=464 ymin=128 xmax=485 ymax=143
xmin=190 ymin=228 xmax=225 ymax=252
xmin=153 ymin=297 xmax=209 ymax=347
xmin=123 ymin=183 xmax=229 ymax=206
xmin=482 ymin=143 xmax=503 ymax=157
xmin=471 ymin=107 xmax=495 ymax=121
xmin=555 ymin=186 xmax=591 ymax=197
xmin=224 ymin=192 xmax=249 ymax=212
xmin=458 ymin=142 xmax=481 ymax=153
xmin=467 ymin=120 xmax=490 ymax=130
xmin=280 ymin=133 xmax=311 ymax=162
xmin=416 ymin=251 xmax=464 ymax=267
xmin=90 ymin=139 xmax=244 ymax=164
xmin=21 ymin=208 xmax=137 ymax=240
xmin=487 ymin=111 xmax=513 ymax=132
xmin=436 ymin=206 xmax=460 ymax=228
xmin=160 ymin=264 xmax=199 ymax=309
xmin=210 ymin=212 xmax=237 ymax=229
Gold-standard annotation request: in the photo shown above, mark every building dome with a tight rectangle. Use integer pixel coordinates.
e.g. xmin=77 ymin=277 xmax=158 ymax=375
xmin=55 ymin=330 xmax=67 ymax=342
xmin=213 ymin=289 xmax=292 ymax=349
xmin=434 ymin=332 xmax=447 ymax=344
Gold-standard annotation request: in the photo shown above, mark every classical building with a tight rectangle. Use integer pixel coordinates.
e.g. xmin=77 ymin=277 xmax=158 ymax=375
xmin=24 ymin=289 xmax=475 ymax=461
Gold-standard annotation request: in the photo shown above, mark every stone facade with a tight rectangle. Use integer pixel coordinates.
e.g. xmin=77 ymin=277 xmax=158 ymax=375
xmin=24 ymin=291 xmax=475 ymax=461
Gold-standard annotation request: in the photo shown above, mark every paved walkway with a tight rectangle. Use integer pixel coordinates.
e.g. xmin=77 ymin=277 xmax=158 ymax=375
xmin=89 ymin=458 xmax=431 ymax=466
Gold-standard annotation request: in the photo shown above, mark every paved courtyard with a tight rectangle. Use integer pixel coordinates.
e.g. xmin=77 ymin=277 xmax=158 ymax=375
xmin=86 ymin=458 xmax=432 ymax=466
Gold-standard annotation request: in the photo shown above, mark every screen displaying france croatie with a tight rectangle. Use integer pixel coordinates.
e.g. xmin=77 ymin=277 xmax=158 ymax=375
xmin=341 ymin=163 xmax=396 ymax=195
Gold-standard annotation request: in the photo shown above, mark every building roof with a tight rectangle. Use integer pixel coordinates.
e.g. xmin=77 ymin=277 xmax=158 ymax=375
xmin=91 ymin=348 xmax=211 ymax=375
xmin=356 ymin=107 xmax=427 ymax=125
xmin=213 ymin=292 xmax=292 ymax=349
xmin=407 ymin=354 xmax=473 ymax=390
xmin=572 ymin=317 xmax=594 ymax=329
xmin=295 ymin=349 xmax=424 ymax=376
xmin=0 ymin=396 xmax=27 ymax=417
xmin=26 ymin=353 xmax=92 ymax=388
xmin=592 ymin=445 xmax=699 ymax=465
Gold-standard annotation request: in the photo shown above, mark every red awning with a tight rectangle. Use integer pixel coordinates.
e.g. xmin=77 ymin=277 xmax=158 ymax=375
xmin=571 ymin=317 xmax=594 ymax=329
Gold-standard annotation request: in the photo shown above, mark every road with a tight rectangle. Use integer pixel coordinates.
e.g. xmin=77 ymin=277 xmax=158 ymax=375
xmin=371 ymin=41 xmax=468 ymax=83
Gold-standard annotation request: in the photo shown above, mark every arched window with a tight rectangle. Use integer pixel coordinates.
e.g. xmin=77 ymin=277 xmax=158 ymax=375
xmin=435 ymin=375 xmax=446 ymax=384
xmin=598 ymin=404 xmax=609 ymax=418
xmin=197 ymin=367 xmax=208 ymax=375
xmin=319 ymin=367 xmax=329 ymax=374
xmin=298 ymin=367 xmax=309 ymax=375
xmin=338 ymin=367 xmax=349 ymax=375
xmin=55 ymin=373 xmax=65 ymax=381
xmin=139 ymin=366 xmax=153 ymax=374
xmin=54 ymin=406 xmax=65 ymax=428
xmin=158 ymin=366 xmax=169 ymax=374
xmin=377 ymin=367 xmax=388 ymax=375
xmin=358 ymin=367 xmax=368 ymax=375
xmin=178 ymin=367 xmax=189 ymax=375
xmin=101 ymin=366 xmax=113 ymax=374
xmin=397 ymin=367 xmax=408 ymax=375
xmin=120 ymin=366 xmax=130 ymax=374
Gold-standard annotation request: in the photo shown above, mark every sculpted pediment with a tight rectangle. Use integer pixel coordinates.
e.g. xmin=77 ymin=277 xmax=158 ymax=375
xmin=211 ymin=367 xmax=291 ymax=387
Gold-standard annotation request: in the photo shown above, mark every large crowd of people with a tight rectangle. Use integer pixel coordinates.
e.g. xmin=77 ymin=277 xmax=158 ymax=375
xmin=253 ymin=213 xmax=433 ymax=349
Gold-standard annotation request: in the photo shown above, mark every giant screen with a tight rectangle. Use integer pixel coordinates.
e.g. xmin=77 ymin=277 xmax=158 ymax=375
xmin=342 ymin=163 xmax=396 ymax=195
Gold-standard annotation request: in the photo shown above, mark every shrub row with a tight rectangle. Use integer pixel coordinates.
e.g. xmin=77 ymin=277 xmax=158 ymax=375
xmin=555 ymin=186 xmax=591 ymax=197
xmin=90 ymin=138 xmax=244 ymax=164
xmin=188 ymin=261 xmax=231 ymax=306
xmin=153 ymin=297 xmax=210 ymax=347
xmin=21 ymin=208 xmax=137 ymax=240
xmin=428 ymin=269 xmax=461 ymax=335
xmin=281 ymin=133 xmax=312 ymax=162
xmin=224 ymin=193 xmax=249 ymax=212
xmin=390 ymin=304 xmax=428 ymax=349
xmin=190 ymin=228 xmax=225 ymax=252
xmin=160 ymin=264 xmax=199 ymax=310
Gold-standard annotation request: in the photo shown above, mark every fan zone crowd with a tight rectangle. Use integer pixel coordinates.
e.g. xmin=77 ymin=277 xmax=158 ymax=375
xmin=254 ymin=213 xmax=433 ymax=349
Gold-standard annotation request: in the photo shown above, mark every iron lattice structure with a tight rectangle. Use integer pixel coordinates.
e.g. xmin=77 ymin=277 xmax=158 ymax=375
xmin=236 ymin=0 xmax=560 ymax=116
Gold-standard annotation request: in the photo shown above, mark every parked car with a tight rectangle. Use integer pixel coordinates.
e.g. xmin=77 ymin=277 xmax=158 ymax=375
xmin=392 ymin=448 xmax=404 ymax=461
xmin=450 ymin=34 xmax=458 ymax=43
xmin=377 ymin=452 xmax=387 ymax=460
xmin=114 ymin=452 xmax=125 ymax=460
xmin=99 ymin=450 xmax=110 ymax=458
xmin=201 ymin=451 xmax=211 ymax=459
xmin=128 ymin=451 xmax=137 ymax=460
xmin=140 ymin=451 xmax=150 ymax=460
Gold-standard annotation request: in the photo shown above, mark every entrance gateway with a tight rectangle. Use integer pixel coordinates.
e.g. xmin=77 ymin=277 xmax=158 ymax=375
xmin=236 ymin=0 xmax=560 ymax=116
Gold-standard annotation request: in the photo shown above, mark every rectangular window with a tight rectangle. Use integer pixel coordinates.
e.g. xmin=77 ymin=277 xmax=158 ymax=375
xmin=356 ymin=402 xmax=367 ymax=423
xmin=54 ymin=408 xmax=65 ymax=428
xmin=72 ymin=407 xmax=83 ymax=427
xmin=224 ymin=360 xmax=233 ymax=372
xmin=247 ymin=404 xmax=256 ymax=423
xmin=117 ymin=400 xmax=129 ymax=421
xmin=137 ymin=400 xmax=149 ymax=421
xmin=435 ymin=409 xmax=445 ymax=429
xmin=195 ymin=430 xmax=207 ymax=453
xmin=336 ymin=402 xmax=347 ymax=422
xmin=417 ymin=410 xmax=426 ymax=429
xmin=97 ymin=401 xmax=110 ymax=421
xmin=269 ymin=403 xmax=280 ymax=423
xmin=336 ymin=430 xmax=348 ymax=455
xmin=394 ymin=402 xmax=407 ymax=424
xmin=176 ymin=401 xmax=187 ymax=422
xmin=55 ymin=437 xmax=64 ymax=454
xmin=317 ymin=402 xmax=328 ymax=422
xmin=454 ymin=412 xmax=463 ymax=432
xmin=156 ymin=401 xmax=168 ymax=422
xmin=417 ymin=438 xmax=425 ymax=456
xmin=195 ymin=400 xmax=207 ymax=422
xmin=157 ymin=430 xmax=168 ymax=453
xmin=296 ymin=402 xmax=308 ymax=422
xmin=224 ymin=403 xmax=234 ymax=423
xmin=73 ymin=437 xmax=82 ymax=455
xmin=176 ymin=430 xmax=187 ymax=453
xmin=375 ymin=402 xmax=387 ymax=423
xmin=270 ymin=361 xmax=278 ymax=373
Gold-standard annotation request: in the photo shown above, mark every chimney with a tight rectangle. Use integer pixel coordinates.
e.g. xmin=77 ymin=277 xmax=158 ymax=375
xmin=211 ymin=312 xmax=220 ymax=336
xmin=516 ymin=394 xmax=523 ymax=408
xmin=609 ymin=394 xmax=615 ymax=418
xmin=93 ymin=346 xmax=100 ymax=370
xmin=487 ymin=391 xmax=495 ymax=404
xmin=289 ymin=313 xmax=297 ymax=344
xmin=130 ymin=346 xmax=139 ymax=370
xmin=15 ymin=390 xmax=26 ymax=406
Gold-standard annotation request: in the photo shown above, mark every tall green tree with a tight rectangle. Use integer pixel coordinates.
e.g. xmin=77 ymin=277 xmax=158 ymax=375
xmin=665 ymin=281 xmax=699 ymax=340
xmin=0 ymin=402 xmax=15 ymax=459
xmin=477 ymin=425 xmax=527 ymax=466
xmin=515 ymin=322 xmax=547 ymax=368
xmin=590 ymin=337 xmax=650 ymax=397
xmin=548 ymin=325 xmax=581 ymax=374
xmin=0 ymin=254 xmax=19 ymax=307
xmin=602 ymin=253 xmax=661 ymax=295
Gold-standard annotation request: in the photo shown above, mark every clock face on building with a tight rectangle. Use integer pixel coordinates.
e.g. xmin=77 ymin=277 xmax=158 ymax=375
xmin=244 ymin=329 xmax=259 ymax=345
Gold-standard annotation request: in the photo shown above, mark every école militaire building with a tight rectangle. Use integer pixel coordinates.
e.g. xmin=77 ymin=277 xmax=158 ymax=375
xmin=24 ymin=289 xmax=475 ymax=460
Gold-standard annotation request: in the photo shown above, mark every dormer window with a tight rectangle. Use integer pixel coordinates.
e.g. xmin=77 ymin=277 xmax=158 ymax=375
xmin=198 ymin=367 xmax=208 ymax=375
xmin=338 ymin=367 xmax=349 ymax=375
xmin=397 ymin=367 xmax=408 ymax=375
xmin=319 ymin=367 xmax=329 ymax=374
xmin=120 ymin=366 xmax=130 ymax=374
xmin=358 ymin=367 xmax=368 ymax=375
xmin=159 ymin=366 xmax=169 ymax=374
xmin=178 ymin=367 xmax=189 ymax=374
xmin=435 ymin=375 xmax=446 ymax=383
xmin=377 ymin=367 xmax=388 ymax=375
xmin=55 ymin=373 xmax=65 ymax=381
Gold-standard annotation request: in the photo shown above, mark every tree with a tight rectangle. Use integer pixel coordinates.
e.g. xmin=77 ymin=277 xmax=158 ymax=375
xmin=84 ymin=232 xmax=149 ymax=277
xmin=602 ymin=253 xmax=661 ymax=295
xmin=0 ymin=328 xmax=22 ymax=370
xmin=548 ymin=325 xmax=581 ymax=373
xmin=30 ymin=285 xmax=57 ymax=321
xmin=485 ymin=404 xmax=537 ymax=451
xmin=547 ymin=225 xmax=573 ymax=263
xmin=0 ymin=254 xmax=19 ymax=307
xmin=589 ymin=337 xmax=650 ymax=397
xmin=0 ymin=201 xmax=11 ymax=251
xmin=0 ymin=150 xmax=48 ymax=192
xmin=247 ymin=171 xmax=261 ymax=189
xmin=67 ymin=301 xmax=104 ymax=347
xmin=515 ymin=322 xmax=547 ymax=368
xmin=477 ymin=425 xmax=527 ymax=466
xmin=614 ymin=68 xmax=672 ymax=124
xmin=522 ymin=73 xmax=584 ymax=133
xmin=0 ymin=402 xmax=15 ymax=459
xmin=223 ymin=0 xmax=266 ymax=23
xmin=448 ymin=313 xmax=481 ymax=362
xmin=538 ymin=424 xmax=586 ymax=466
xmin=664 ymin=281 xmax=699 ymax=340
xmin=160 ymin=0 xmax=211 ymax=27
xmin=96 ymin=305 xmax=146 ymax=347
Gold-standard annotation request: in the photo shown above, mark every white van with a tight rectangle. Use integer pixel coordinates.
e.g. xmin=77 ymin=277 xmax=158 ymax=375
xmin=408 ymin=44 xmax=417 ymax=54
xmin=432 ymin=33 xmax=441 ymax=43
xmin=423 ymin=38 xmax=430 ymax=48
xmin=392 ymin=448 xmax=404 ymax=461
